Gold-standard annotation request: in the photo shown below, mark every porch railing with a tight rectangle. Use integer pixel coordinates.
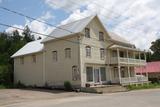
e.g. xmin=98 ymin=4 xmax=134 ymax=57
xmin=121 ymin=77 xmax=148 ymax=85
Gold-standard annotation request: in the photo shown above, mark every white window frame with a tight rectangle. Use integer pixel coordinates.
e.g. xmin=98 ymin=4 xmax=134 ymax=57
xmin=52 ymin=51 xmax=57 ymax=62
xmin=99 ymin=32 xmax=104 ymax=41
xmin=86 ymin=46 xmax=91 ymax=58
xmin=65 ymin=48 xmax=71 ymax=59
xmin=100 ymin=48 xmax=105 ymax=60
xmin=85 ymin=28 xmax=90 ymax=38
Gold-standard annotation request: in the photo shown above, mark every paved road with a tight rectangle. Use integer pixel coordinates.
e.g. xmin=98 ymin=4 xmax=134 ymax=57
xmin=2 ymin=89 xmax=160 ymax=107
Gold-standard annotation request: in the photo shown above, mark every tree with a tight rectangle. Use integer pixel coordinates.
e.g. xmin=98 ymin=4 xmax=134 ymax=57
xmin=22 ymin=25 xmax=35 ymax=42
xmin=150 ymin=38 xmax=160 ymax=61
xmin=0 ymin=29 xmax=34 ymax=85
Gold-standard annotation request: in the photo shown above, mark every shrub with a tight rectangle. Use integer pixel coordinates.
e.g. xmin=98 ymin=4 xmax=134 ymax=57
xmin=64 ymin=81 xmax=72 ymax=91
xmin=15 ymin=81 xmax=26 ymax=88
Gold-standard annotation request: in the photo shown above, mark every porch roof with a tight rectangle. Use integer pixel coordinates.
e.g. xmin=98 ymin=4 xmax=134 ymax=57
xmin=109 ymin=45 xmax=144 ymax=52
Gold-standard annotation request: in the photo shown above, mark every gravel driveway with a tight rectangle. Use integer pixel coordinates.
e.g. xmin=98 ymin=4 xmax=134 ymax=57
xmin=1 ymin=88 xmax=160 ymax=107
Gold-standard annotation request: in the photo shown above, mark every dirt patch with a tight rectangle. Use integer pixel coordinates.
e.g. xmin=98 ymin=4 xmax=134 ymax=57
xmin=0 ymin=89 xmax=91 ymax=106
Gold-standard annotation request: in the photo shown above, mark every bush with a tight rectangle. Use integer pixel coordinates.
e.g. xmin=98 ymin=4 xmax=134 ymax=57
xmin=126 ymin=83 xmax=160 ymax=90
xmin=0 ymin=65 xmax=12 ymax=84
xmin=64 ymin=81 xmax=72 ymax=91
xmin=15 ymin=81 xmax=26 ymax=88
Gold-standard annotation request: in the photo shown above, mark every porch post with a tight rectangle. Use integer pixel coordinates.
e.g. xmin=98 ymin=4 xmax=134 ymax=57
xmin=127 ymin=66 xmax=131 ymax=85
xmin=118 ymin=66 xmax=121 ymax=84
xmin=117 ymin=48 xmax=121 ymax=84
xmin=127 ymin=50 xmax=131 ymax=84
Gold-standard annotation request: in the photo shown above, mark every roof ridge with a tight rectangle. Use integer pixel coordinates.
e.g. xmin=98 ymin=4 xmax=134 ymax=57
xmin=56 ymin=15 xmax=95 ymax=28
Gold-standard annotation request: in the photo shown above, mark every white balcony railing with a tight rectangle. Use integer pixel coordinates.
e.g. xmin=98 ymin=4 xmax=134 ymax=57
xmin=110 ymin=57 xmax=146 ymax=65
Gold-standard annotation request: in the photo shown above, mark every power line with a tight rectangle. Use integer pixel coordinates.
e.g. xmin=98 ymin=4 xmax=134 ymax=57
xmin=0 ymin=6 xmax=113 ymax=42
xmin=0 ymin=22 xmax=111 ymax=49
xmin=67 ymin=0 xmax=159 ymax=33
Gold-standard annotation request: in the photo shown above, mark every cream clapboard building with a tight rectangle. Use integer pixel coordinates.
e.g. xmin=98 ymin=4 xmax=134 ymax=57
xmin=11 ymin=15 xmax=148 ymax=88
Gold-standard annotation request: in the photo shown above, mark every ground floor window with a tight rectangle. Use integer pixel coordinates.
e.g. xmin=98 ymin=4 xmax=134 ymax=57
xmin=86 ymin=67 xmax=93 ymax=82
xmin=72 ymin=65 xmax=80 ymax=81
xmin=100 ymin=67 xmax=106 ymax=81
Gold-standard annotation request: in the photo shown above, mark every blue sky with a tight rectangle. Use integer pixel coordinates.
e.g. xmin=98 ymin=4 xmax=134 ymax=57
xmin=0 ymin=0 xmax=160 ymax=49
xmin=0 ymin=0 xmax=69 ymax=31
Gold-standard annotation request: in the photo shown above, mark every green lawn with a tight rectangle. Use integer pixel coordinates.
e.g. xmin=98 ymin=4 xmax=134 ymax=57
xmin=126 ymin=83 xmax=160 ymax=90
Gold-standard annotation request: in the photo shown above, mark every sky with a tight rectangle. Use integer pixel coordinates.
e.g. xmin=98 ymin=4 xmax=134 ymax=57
xmin=0 ymin=0 xmax=160 ymax=50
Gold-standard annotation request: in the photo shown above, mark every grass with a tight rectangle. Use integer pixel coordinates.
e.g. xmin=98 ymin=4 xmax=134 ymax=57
xmin=126 ymin=83 xmax=160 ymax=90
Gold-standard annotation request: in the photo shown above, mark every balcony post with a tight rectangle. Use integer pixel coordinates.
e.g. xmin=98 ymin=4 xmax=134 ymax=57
xmin=144 ymin=52 xmax=146 ymax=61
xmin=139 ymin=52 xmax=141 ymax=60
xmin=117 ymin=48 xmax=120 ymax=62
xmin=127 ymin=50 xmax=129 ymax=63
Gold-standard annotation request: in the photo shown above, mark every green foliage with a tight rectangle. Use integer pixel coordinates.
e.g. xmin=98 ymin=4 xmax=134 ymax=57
xmin=149 ymin=38 xmax=160 ymax=61
xmin=64 ymin=81 xmax=72 ymax=91
xmin=0 ymin=27 xmax=35 ymax=86
xmin=14 ymin=81 xmax=26 ymax=88
xmin=126 ymin=83 xmax=160 ymax=90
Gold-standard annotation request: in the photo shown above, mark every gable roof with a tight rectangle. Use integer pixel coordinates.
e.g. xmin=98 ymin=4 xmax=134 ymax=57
xmin=109 ymin=32 xmax=130 ymax=44
xmin=42 ymin=15 xmax=131 ymax=45
xmin=11 ymin=15 xmax=133 ymax=58
xmin=135 ymin=61 xmax=160 ymax=73
xmin=11 ymin=40 xmax=44 ymax=58
xmin=42 ymin=15 xmax=95 ymax=42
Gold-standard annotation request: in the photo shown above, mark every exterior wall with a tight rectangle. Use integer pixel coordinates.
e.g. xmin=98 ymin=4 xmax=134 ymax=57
xmin=44 ymin=36 xmax=81 ymax=87
xmin=14 ymin=52 xmax=44 ymax=86
xmin=79 ymin=17 xmax=113 ymax=87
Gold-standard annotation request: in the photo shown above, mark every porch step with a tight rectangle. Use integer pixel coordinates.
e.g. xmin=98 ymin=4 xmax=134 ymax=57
xmin=81 ymin=85 xmax=128 ymax=93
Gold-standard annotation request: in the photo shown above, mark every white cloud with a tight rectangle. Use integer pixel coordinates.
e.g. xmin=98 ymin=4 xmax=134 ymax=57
xmin=45 ymin=0 xmax=160 ymax=49
xmin=5 ymin=25 xmax=24 ymax=35
xmin=44 ymin=0 xmax=90 ymax=12
xmin=5 ymin=11 xmax=54 ymax=39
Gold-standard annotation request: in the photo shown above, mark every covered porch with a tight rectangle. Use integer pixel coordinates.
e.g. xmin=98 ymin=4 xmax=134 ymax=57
xmin=109 ymin=66 xmax=149 ymax=85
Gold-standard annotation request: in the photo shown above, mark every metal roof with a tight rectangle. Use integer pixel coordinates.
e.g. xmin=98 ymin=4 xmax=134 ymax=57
xmin=42 ymin=15 xmax=95 ymax=42
xmin=11 ymin=40 xmax=44 ymax=58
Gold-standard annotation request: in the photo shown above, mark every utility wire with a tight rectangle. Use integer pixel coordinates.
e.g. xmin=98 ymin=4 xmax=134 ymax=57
xmin=0 ymin=6 xmax=114 ymax=42
xmin=0 ymin=22 xmax=111 ymax=49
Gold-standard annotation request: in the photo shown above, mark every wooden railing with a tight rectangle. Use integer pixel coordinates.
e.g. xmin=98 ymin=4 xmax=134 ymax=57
xmin=110 ymin=57 xmax=146 ymax=65
xmin=121 ymin=77 xmax=148 ymax=85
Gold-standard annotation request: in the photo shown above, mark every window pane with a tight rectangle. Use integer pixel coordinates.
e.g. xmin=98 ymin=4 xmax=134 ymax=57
xmin=100 ymin=48 xmax=105 ymax=60
xmin=86 ymin=67 xmax=93 ymax=82
xmin=85 ymin=28 xmax=90 ymax=38
xmin=52 ymin=51 xmax=57 ymax=61
xmin=100 ymin=67 xmax=106 ymax=81
xmin=65 ymin=48 xmax=71 ymax=58
xmin=86 ymin=46 xmax=91 ymax=57
xmin=99 ymin=32 xmax=104 ymax=41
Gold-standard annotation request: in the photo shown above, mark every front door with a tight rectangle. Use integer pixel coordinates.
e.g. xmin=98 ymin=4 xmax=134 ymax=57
xmin=94 ymin=68 xmax=100 ymax=83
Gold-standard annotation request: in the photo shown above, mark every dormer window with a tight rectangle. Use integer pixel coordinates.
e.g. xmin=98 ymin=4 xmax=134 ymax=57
xmin=85 ymin=28 xmax=90 ymax=38
xmin=99 ymin=32 xmax=104 ymax=41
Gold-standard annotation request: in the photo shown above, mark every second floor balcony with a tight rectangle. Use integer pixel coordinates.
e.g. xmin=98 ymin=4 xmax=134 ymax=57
xmin=111 ymin=57 xmax=146 ymax=65
xmin=108 ymin=45 xmax=146 ymax=66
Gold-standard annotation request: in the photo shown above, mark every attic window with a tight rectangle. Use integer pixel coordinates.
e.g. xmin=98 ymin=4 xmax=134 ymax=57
xmin=85 ymin=28 xmax=90 ymax=38
xmin=99 ymin=32 xmax=104 ymax=41
xmin=52 ymin=51 xmax=58 ymax=62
